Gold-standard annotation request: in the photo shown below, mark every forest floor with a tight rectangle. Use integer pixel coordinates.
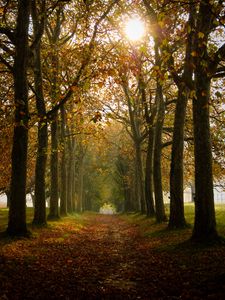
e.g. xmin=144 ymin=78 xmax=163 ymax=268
xmin=1 ymin=212 xmax=225 ymax=299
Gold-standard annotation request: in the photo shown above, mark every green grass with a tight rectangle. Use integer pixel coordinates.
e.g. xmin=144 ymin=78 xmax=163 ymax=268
xmin=0 ymin=208 xmax=8 ymax=231
xmin=1 ymin=204 xmax=225 ymax=238
xmin=120 ymin=203 xmax=225 ymax=243
xmin=0 ymin=207 xmax=34 ymax=232
xmin=184 ymin=203 xmax=225 ymax=235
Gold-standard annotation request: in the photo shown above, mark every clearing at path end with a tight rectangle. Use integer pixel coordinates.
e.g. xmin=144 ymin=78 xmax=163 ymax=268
xmin=1 ymin=213 xmax=225 ymax=299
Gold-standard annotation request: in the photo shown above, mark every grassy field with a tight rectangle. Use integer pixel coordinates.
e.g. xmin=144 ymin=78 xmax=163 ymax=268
xmin=121 ymin=203 xmax=225 ymax=243
xmin=0 ymin=203 xmax=225 ymax=237
xmin=0 ymin=207 xmax=34 ymax=232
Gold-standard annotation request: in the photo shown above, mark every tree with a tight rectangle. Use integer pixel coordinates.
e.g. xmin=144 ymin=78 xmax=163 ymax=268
xmin=153 ymin=42 xmax=167 ymax=223
xmin=169 ymin=4 xmax=195 ymax=229
xmin=59 ymin=105 xmax=67 ymax=216
xmin=139 ymin=76 xmax=156 ymax=217
xmin=142 ymin=0 xmax=190 ymax=226
xmin=46 ymin=7 xmax=62 ymax=220
xmin=31 ymin=0 xmax=48 ymax=226
xmin=191 ymin=0 xmax=225 ymax=242
xmin=44 ymin=0 xmax=120 ymax=217
xmin=7 ymin=0 xmax=31 ymax=236
xmin=121 ymin=76 xmax=146 ymax=214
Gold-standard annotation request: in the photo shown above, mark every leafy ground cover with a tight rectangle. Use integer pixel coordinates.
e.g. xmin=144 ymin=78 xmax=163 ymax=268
xmin=0 ymin=205 xmax=225 ymax=299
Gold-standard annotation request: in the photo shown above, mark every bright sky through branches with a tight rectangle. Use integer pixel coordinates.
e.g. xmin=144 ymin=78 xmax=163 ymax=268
xmin=125 ymin=18 xmax=145 ymax=41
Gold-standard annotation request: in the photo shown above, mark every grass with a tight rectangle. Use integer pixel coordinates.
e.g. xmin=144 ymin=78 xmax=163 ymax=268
xmin=120 ymin=203 xmax=225 ymax=246
xmin=0 ymin=207 xmax=35 ymax=232
xmin=1 ymin=203 xmax=225 ymax=239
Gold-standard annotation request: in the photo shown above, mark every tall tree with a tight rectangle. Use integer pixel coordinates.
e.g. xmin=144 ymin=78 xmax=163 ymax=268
xmin=60 ymin=105 xmax=67 ymax=216
xmin=169 ymin=4 xmax=195 ymax=229
xmin=46 ymin=8 xmax=62 ymax=220
xmin=66 ymin=126 xmax=73 ymax=213
xmin=191 ymin=0 xmax=225 ymax=242
xmin=7 ymin=0 xmax=31 ymax=235
xmin=31 ymin=0 xmax=48 ymax=226
xmin=122 ymin=78 xmax=146 ymax=214
xmin=142 ymin=0 xmax=195 ymax=225
xmin=140 ymin=81 xmax=156 ymax=217
xmin=153 ymin=42 xmax=167 ymax=223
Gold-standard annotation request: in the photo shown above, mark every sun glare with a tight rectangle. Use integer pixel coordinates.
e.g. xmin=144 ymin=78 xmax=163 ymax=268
xmin=125 ymin=18 xmax=145 ymax=41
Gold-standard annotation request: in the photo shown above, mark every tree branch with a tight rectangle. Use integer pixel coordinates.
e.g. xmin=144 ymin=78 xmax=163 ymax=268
xmin=0 ymin=54 xmax=13 ymax=71
xmin=210 ymin=43 xmax=225 ymax=74
xmin=46 ymin=0 xmax=119 ymax=119
xmin=0 ymin=26 xmax=15 ymax=43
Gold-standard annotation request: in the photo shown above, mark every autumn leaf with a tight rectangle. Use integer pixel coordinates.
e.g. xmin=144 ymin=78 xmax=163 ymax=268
xmin=201 ymin=90 xmax=207 ymax=97
xmin=190 ymin=90 xmax=197 ymax=99
xmin=97 ymin=82 xmax=104 ymax=88
xmin=191 ymin=51 xmax=198 ymax=57
xmin=198 ymin=32 xmax=205 ymax=39
xmin=70 ymin=85 xmax=79 ymax=92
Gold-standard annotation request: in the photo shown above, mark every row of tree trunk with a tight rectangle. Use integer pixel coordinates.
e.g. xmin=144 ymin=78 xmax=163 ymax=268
xmin=6 ymin=1 xmax=85 ymax=235
xmin=119 ymin=0 xmax=224 ymax=243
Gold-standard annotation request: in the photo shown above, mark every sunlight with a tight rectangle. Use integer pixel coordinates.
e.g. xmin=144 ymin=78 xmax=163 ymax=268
xmin=125 ymin=17 xmax=145 ymax=41
xmin=99 ymin=203 xmax=116 ymax=215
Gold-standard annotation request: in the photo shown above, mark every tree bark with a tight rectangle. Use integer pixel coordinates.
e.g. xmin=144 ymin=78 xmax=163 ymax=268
xmin=47 ymin=19 xmax=61 ymax=220
xmin=48 ymin=112 xmax=60 ymax=220
xmin=192 ymin=75 xmax=217 ymax=241
xmin=135 ymin=142 xmax=146 ymax=214
xmin=153 ymin=43 xmax=166 ymax=223
xmin=122 ymin=79 xmax=145 ymax=214
xmin=32 ymin=2 xmax=48 ymax=225
xmin=153 ymin=84 xmax=166 ymax=223
xmin=66 ymin=133 xmax=73 ymax=213
xmin=168 ymin=88 xmax=187 ymax=228
xmin=60 ymin=105 xmax=67 ymax=216
xmin=116 ymin=155 xmax=133 ymax=212
xmin=145 ymin=127 xmax=155 ymax=217
xmin=7 ymin=0 xmax=30 ymax=236
xmin=33 ymin=121 xmax=48 ymax=224
xmin=78 ymin=157 xmax=84 ymax=213
xmin=71 ymin=137 xmax=76 ymax=211
xmin=191 ymin=0 xmax=218 ymax=242
xmin=169 ymin=5 xmax=195 ymax=229
xmin=76 ymin=145 xmax=84 ymax=213
xmin=139 ymin=73 xmax=155 ymax=216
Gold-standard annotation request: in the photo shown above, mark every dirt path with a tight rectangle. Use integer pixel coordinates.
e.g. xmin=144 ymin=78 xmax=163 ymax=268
xmin=1 ymin=214 xmax=225 ymax=299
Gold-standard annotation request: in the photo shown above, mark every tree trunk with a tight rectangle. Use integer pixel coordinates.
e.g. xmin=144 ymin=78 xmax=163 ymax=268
xmin=145 ymin=127 xmax=155 ymax=217
xmin=191 ymin=0 xmax=218 ymax=242
xmin=169 ymin=88 xmax=187 ymax=228
xmin=71 ymin=137 xmax=76 ymax=211
xmin=123 ymin=175 xmax=133 ymax=212
xmin=7 ymin=0 xmax=30 ymax=236
xmin=33 ymin=122 xmax=48 ymax=224
xmin=60 ymin=105 xmax=67 ymax=216
xmin=135 ymin=142 xmax=146 ymax=214
xmin=32 ymin=38 xmax=48 ymax=225
xmin=48 ymin=112 xmax=59 ymax=220
xmin=77 ymin=155 xmax=84 ymax=213
xmin=66 ymin=134 xmax=73 ymax=213
xmin=168 ymin=4 xmax=195 ymax=229
xmin=133 ymin=167 xmax=140 ymax=211
xmin=124 ymin=186 xmax=132 ymax=212
xmin=153 ymin=83 xmax=166 ymax=223
xmin=191 ymin=75 xmax=218 ymax=242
